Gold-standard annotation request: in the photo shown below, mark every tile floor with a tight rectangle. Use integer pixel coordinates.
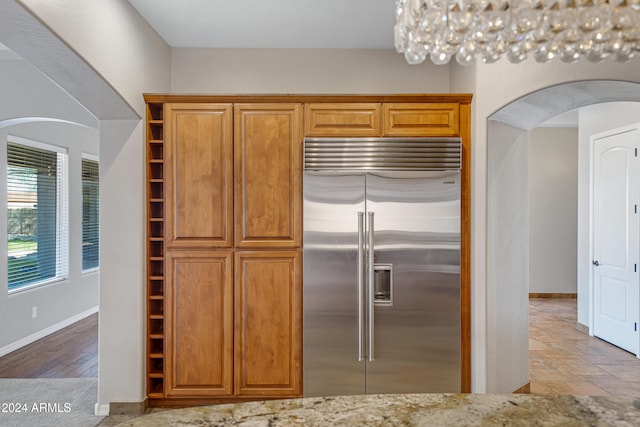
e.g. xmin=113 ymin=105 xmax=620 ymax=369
xmin=529 ymin=298 xmax=640 ymax=396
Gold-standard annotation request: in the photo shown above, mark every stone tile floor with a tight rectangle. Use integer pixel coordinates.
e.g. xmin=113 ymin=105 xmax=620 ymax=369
xmin=529 ymin=298 xmax=640 ymax=396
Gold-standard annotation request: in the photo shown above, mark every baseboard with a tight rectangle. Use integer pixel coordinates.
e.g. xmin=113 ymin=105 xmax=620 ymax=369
xmin=529 ymin=293 xmax=577 ymax=299
xmin=513 ymin=381 xmax=531 ymax=394
xmin=94 ymin=399 xmax=148 ymax=417
xmin=0 ymin=305 xmax=99 ymax=358
xmin=109 ymin=399 xmax=149 ymax=415
xmin=95 ymin=403 xmax=110 ymax=416
xmin=576 ymin=322 xmax=589 ymax=334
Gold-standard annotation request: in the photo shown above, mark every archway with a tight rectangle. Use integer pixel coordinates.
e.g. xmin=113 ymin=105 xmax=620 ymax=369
xmin=486 ymin=80 xmax=640 ymax=392
xmin=0 ymin=0 xmax=141 ymax=417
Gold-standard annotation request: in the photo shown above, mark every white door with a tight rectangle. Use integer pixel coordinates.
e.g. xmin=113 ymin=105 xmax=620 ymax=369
xmin=592 ymin=126 xmax=640 ymax=355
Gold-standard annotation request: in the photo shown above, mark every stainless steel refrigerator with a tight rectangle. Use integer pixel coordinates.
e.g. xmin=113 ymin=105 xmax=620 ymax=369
xmin=303 ymin=137 xmax=461 ymax=396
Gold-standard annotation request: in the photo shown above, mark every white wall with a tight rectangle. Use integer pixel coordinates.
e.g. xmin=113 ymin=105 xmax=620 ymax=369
xmin=529 ymin=127 xmax=578 ymax=295
xmin=172 ymin=48 xmax=450 ymax=93
xmin=486 ymin=120 xmax=530 ymax=392
xmin=0 ymin=58 xmax=99 ymax=354
xmin=577 ymin=102 xmax=640 ymax=326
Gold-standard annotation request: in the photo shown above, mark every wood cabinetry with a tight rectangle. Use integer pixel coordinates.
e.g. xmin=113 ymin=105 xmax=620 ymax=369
xmin=235 ymin=251 xmax=301 ymax=396
xmin=165 ymin=104 xmax=233 ymax=249
xmin=165 ymin=250 xmax=233 ymax=397
xmin=305 ymin=103 xmax=381 ymax=136
xmin=383 ymin=103 xmax=459 ymax=137
xmin=148 ymin=99 xmax=303 ymax=405
xmin=145 ymin=94 xmax=472 ymax=405
xmin=145 ymin=101 xmax=166 ymax=398
xmin=233 ymin=105 xmax=302 ymax=396
xmin=305 ymin=102 xmax=460 ymax=137
xmin=234 ymin=105 xmax=302 ymax=247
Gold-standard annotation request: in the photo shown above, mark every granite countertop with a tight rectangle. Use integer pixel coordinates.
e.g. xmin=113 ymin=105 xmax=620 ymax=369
xmin=117 ymin=393 xmax=640 ymax=426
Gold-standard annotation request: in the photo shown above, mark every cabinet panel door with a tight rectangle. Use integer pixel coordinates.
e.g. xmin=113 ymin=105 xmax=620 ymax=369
xmin=165 ymin=103 xmax=233 ymax=248
xmin=383 ymin=103 xmax=459 ymax=136
xmin=234 ymin=104 xmax=302 ymax=248
xmin=234 ymin=251 xmax=302 ymax=396
xmin=166 ymin=250 xmax=233 ymax=397
xmin=305 ymin=103 xmax=381 ymax=136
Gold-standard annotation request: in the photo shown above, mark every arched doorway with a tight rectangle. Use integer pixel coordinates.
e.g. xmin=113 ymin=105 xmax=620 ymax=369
xmin=0 ymin=0 xmax=141 ymax=420
xmin=486 ymin=80 xmax=640 ymax=393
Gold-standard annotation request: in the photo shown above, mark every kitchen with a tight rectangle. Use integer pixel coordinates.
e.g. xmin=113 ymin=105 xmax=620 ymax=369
xmin=2 ymin=1 xmax=640 ymax=422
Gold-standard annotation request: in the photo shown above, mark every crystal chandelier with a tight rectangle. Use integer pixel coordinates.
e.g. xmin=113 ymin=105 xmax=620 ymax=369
xmin=394 ymin=0 xmax=640 ymax=65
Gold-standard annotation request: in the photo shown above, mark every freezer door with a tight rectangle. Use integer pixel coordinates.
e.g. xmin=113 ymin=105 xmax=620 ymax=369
xmin=303 ymin=172 xmax=366 ymax=396
xmin=365 ymin=171 xmax=461 ymax=394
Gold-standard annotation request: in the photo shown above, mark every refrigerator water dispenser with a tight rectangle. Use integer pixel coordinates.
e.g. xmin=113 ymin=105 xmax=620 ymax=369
xmin=374 ymin=264 xmax=393 ymax=305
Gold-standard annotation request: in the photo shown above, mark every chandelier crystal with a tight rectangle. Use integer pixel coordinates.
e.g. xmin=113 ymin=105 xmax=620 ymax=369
xmin=394 ymin=0 xmax=640 ymax=65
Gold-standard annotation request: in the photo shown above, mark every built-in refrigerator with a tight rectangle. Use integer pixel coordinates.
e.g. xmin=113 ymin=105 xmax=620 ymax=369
xmin=303 ymin=137 xmax=462 ymax=396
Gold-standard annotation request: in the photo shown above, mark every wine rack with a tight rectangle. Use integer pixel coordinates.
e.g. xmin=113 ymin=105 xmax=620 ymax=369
xmin=146 ymin=101 xmax=165 ymax=398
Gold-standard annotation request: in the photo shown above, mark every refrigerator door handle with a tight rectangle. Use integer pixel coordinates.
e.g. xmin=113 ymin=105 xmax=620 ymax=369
xmin=367 ymin=211 xmax=375 ymax=362
xmin=357 ymin=211 xmax=365 ymax=362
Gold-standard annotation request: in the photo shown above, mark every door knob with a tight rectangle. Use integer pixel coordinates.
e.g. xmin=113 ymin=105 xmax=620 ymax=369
xmin=592 ymin=260 xmax=600 ymax=266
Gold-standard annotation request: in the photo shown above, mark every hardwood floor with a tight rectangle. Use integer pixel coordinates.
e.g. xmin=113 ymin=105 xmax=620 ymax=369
xmin=0 ymin=313 xmax=98 ymax=378
xmin=530 ymin=298 xmax=640 ymax=396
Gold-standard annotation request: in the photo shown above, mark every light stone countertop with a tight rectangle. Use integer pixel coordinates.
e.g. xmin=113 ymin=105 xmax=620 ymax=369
xmin=116 ymin=393 xmax=640 ymax=426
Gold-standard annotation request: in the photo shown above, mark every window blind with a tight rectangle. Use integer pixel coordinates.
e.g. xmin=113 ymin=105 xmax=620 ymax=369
xmin=82 ymin=158 xmax=99 ymax=270
xmin=7 ymin=140 xmax=68 ymax=291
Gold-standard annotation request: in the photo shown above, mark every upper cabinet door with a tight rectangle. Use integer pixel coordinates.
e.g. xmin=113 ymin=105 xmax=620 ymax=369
xmin=383 ymin=103 xmax=459 ymax=137
xmin=305 ymin=103 xmax=381 ymax=136
xmin=234 ymin=104 xmax=302 ymax=248
xmin=165 ymin=104 xmax=233 ymax=248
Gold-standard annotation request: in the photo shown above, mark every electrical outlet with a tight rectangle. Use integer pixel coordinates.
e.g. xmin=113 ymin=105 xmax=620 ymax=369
xmin=32 ymin=306 xmax=37 ymax=318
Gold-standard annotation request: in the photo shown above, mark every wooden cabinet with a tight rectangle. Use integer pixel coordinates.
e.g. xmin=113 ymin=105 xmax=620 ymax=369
xmin=383 ymin=103 xmax=459 ymax=137
xmin=305 ymin=102 xmax=459 ymax=137
xmin=305 ymin=103 xmax=381 ymax=136
xmin=150 ymin=100 xmax=304 ymax=404
xmin=165 ymin=250 xmax=233 ymax=397
xmin=234 ymin=104 xmax=302 ymax=248
xmin=145 ymin=94 xmax=472 ymax=404
xmin=165 ymin=104 xmax=233 ymax=249
xmin=234 ymin=251 xmax=302 ymax=396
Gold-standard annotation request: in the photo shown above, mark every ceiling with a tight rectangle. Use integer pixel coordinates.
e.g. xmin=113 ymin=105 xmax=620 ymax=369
xmin=4 ymin=2 xmax=582 ymax=126
xmin=126 ymin=0 xmax=396 ymax=49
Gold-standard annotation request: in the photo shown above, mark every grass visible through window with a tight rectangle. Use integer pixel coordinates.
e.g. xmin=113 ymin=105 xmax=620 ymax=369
xmin=8 ymin=240 xmax=37 ymax=253
xmin=8 ymin=238 xmax=40 ymax=287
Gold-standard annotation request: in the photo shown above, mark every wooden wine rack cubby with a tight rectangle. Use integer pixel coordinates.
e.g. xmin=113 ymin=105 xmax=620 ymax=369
xmin=146 ymin=101 xmax=165 ymax=397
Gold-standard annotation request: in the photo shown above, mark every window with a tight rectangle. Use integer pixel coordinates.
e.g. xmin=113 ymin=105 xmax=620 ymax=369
xmin=7 ymin=137 xmax=68 ymax=292
xmin=82 ymin=157 xmax=99 ymax=270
